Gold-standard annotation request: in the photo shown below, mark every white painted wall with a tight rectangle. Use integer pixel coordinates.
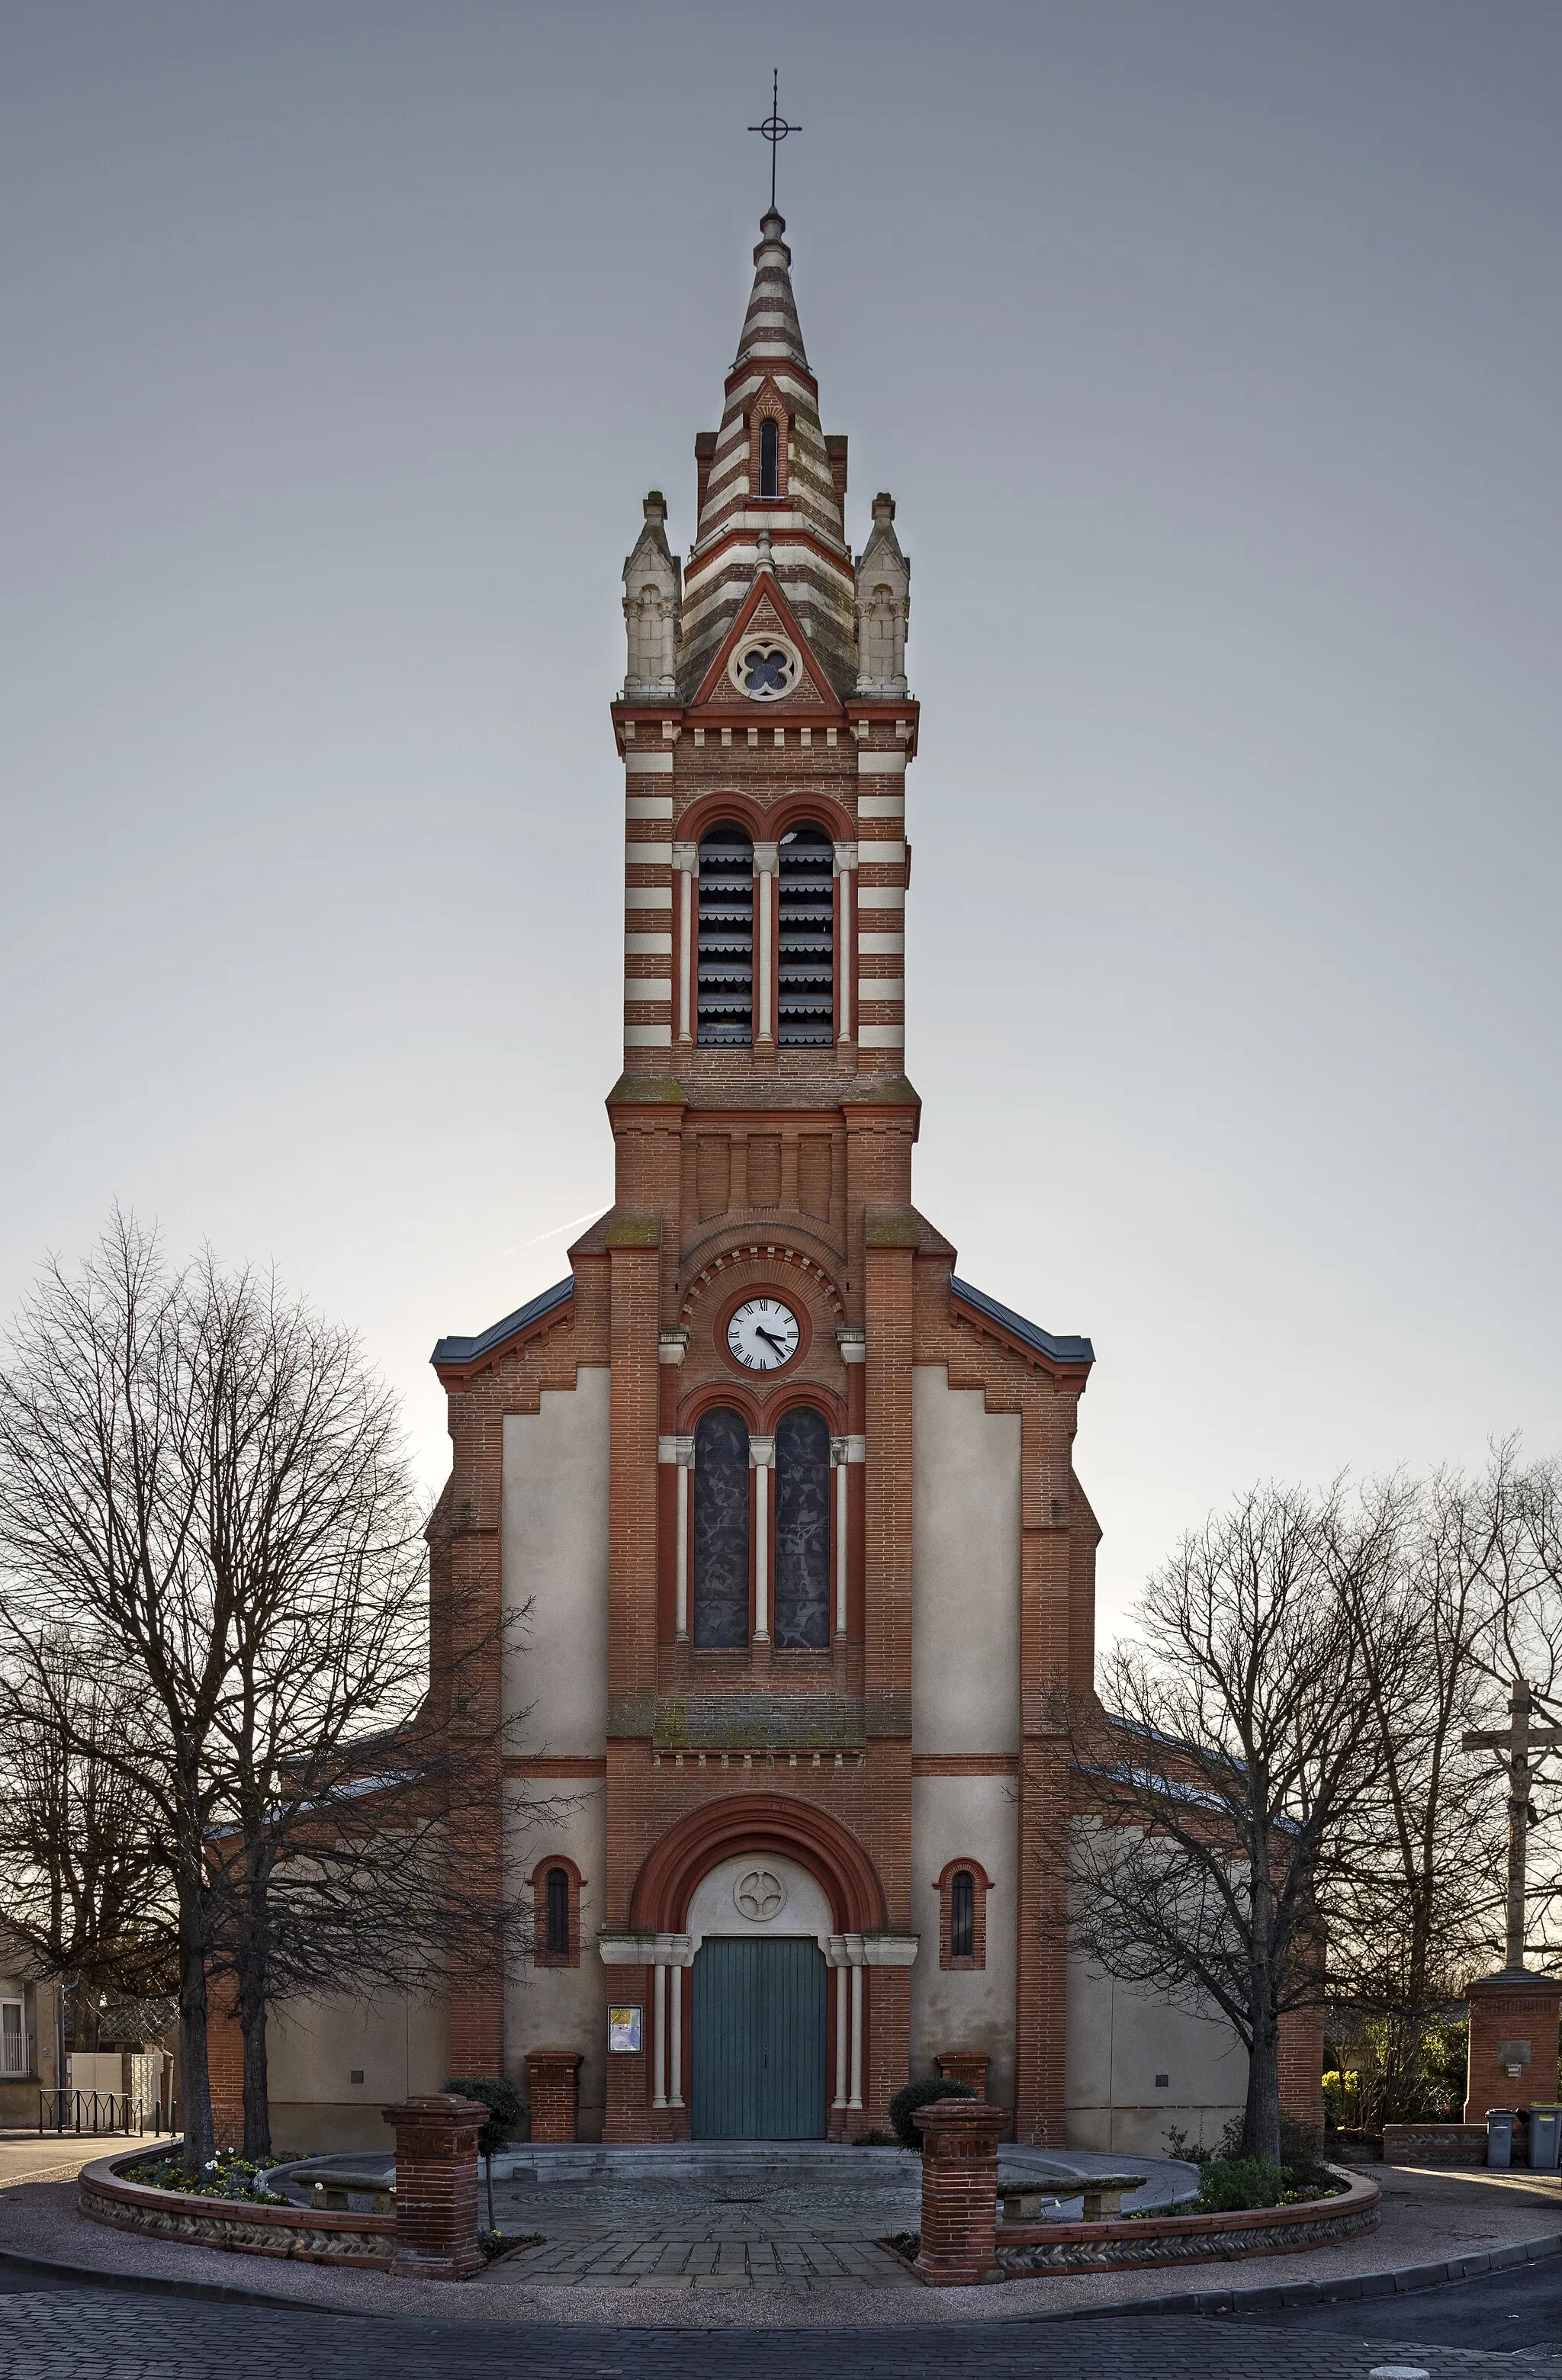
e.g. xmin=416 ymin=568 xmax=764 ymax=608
xmin=505 ymin=1777 xmax=609 ymax=2141
xmin=1064 ymin=1944 xmax=1247 ymax=2154
xmin=911 ymin=1367 xmax=1020 ymax=1754
xmin=268 ymin=1987 xmax=448 ymax=2153
xmin=502 ymin=1370 xmax=610 ymax=1755
xmin=909 ymin=1773 xmax=1019 ymax=2112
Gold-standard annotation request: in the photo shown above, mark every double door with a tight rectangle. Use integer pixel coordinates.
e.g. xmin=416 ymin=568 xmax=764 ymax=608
xmin=689 ymin=1936 xmax=828 ymax=2139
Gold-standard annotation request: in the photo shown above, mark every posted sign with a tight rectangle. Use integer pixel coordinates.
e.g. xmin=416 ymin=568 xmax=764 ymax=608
xmin=608 ymin=2005 xmax=643 ymax=2054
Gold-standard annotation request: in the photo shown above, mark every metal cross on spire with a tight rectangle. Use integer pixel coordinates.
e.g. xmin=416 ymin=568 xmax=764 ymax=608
xmin=749 ymin=69 xmax=801 ymax=215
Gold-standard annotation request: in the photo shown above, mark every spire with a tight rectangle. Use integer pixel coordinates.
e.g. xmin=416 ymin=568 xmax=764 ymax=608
xmin=733 ymin=211 xmax=808 ymax=376
xmin=680 ymin=213 xmax=856 ymax=701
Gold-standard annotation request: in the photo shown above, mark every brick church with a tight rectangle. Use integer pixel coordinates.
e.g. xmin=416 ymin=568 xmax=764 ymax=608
xmin=272 ymin=205 xmax=1254 ymax=2153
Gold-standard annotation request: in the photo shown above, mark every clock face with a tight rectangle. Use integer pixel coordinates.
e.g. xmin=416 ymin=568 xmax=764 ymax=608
xmin=725 ymin=1296 xmax=801 ymax=1373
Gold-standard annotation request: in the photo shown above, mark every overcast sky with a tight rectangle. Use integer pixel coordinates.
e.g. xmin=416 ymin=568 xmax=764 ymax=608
xmin=2 ymin=2 xmax=1558 ymax=1636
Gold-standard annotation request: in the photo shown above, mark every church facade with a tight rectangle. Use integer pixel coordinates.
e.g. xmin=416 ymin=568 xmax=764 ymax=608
xmin=269 ymin=207 xmax=1254 ymax=2153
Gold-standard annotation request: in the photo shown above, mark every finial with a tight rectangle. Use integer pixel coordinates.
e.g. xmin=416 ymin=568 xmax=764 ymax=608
xmin=644 ymin=490 xmax=667 ymax=523
xmin=748 ymin=70 xmax=801 ymax=216
xmin=755 ymin=530 xmax=773 ymax=567
xmin=872 ymin=492 xmax=895 ymax=523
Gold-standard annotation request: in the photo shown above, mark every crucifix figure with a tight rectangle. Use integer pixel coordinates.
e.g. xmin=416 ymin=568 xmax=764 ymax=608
xmin=749 ymin=69 xmax=802 ymax=214
xmin=1464 ymin=1677 xmax=1562 ymax=1971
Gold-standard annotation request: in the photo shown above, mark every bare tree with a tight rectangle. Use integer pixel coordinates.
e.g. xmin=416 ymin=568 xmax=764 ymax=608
xmin=1065 ymin=1478 xmax=1415 ymax=2163
xmin=1326 ymin=1461 xmax=1509 ymax=2125
xmin=0 ymin=1633 xmax=175 ymax=2003
xmin=0 ymin=1216 xmax=231 ymax=2169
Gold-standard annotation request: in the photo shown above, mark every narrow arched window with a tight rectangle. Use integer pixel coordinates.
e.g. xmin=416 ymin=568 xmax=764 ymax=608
xmin=697 ymin=826 xmax=754 ymax=1047
xmin=759 ymin=416 xmax=779 ymax=498
xmin=777 ymin=826 xmax=834 ymax=1047
xmin=693 ymin=1406 xmax=750 ymax=1646
xmin=773 ymin=1405 xmax=831 ymax=1649
xmin=545 ymin=1867 xmax=570 ymax=1959
xmin=950 ymin=1870 xmax=975 ymax=1961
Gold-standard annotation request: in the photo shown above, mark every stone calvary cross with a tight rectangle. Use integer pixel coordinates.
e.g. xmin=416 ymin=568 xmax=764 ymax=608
xmin=1463 ymin=1676 xmax=1562 ymax=1974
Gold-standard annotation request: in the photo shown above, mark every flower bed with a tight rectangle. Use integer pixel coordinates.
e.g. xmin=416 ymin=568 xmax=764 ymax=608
xmin=79 ymin=2145 xmax=394 ymax=2267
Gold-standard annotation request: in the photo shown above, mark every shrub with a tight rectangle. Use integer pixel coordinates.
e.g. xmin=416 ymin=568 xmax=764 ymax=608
xmin=887 ymin=2076 xmax=975 ymax=2150
xmin=445 ymin=2074 xmax=525 ymax=2161
xmin=1197 ymin=2154 xmax=1287 ymax=2212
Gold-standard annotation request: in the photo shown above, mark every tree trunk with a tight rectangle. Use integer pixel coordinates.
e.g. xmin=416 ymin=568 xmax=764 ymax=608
xmin=177 ymin=1936 xmax=214 ymax=2175
xmin=1243 ymin=2006 xmax=1282 ymax=2165
xmin=239 ymin=1980 xmax=272 ymax=2162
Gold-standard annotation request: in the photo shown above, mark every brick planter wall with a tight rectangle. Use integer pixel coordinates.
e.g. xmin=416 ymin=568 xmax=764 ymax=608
xmin=528 ymin=2051 xmax=583 ymax=2144
xmin=993 ymin=2166 xmax=1380 ymax=2277
xmin=1382 ymin=2122 xmax=1490 ymax=2167
xmin=78 ymin=2150 xmax=392 ymax=2266
xmin=911 ymin=2095 xmax=1009 ymax=2285
xmin=383 ymin=2094 xmax=486 ymax=2282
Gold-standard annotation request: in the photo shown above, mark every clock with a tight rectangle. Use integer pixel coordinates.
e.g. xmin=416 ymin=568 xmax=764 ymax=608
xmin=726 ymin=1296 xmax=800 ymax=1372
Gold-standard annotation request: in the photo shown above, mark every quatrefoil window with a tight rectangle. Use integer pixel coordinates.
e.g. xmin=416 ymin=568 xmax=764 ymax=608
xmin=733 ymin=1867 xmax=788 ymax=1922
xmin=729 ymin=636 xmax=801 ymax=702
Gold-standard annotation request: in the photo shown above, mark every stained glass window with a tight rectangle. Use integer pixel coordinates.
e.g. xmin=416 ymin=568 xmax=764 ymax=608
xmin=693 ymin=1406 xmax=751 ymax=1646
xmin=773 ymin=1405 xmax=831 ymax=1649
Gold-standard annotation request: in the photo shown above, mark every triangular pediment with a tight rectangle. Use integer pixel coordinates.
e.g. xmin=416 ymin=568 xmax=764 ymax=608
xmin=688 ymin=573 xmax=842 ymax=715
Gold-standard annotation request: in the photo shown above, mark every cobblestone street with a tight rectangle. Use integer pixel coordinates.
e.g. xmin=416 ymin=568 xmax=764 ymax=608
xmin=2 ymin=2293 xmax=1562 ymax=2380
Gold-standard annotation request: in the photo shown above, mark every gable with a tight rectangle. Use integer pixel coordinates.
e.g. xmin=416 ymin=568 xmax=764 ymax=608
xmin=686 ymin=571 xmax=843 ymax=717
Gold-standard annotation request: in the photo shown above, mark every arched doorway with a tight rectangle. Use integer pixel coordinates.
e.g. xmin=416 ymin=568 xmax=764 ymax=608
xmin=686 ymin=1854 xmax=831 ymax=2140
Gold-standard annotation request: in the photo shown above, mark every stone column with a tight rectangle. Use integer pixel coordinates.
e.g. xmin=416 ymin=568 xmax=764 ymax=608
xmin=754 ymin=841 xmax=778 ymax=1046
xmin=750 ymin=1434 xmax=775 ymax=1642
xmin=382 ymin=2093 xmax=487 ymax=2280
xmin=1465 ymin=1971 xmax=1562 ymax=2120
xmin=673 ymin=840 xmax=697 ymax=1043
xmin=911 ymin=2096 xmax=1008 ymax=2286
xmin=526 ymin=2051 xmax=583 ymax=2144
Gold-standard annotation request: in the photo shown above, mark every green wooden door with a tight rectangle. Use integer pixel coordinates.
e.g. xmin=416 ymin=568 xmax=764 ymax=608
xmin=690 ymin=1937 xmax=828 ymax=2139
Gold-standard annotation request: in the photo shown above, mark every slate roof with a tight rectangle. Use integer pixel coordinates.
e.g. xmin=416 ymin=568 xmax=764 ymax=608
xmin=430 ymin=1276 xmax=573 ymax=1369
xmin=950 ymin=1276 xmax=1094 ymax=1367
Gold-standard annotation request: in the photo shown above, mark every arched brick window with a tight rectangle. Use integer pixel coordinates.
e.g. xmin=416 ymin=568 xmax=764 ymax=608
xmin=532 ymin=1857 xmax=583 ymax=1968
xmin=937 ymin=1858 xmax=992 ymax=1972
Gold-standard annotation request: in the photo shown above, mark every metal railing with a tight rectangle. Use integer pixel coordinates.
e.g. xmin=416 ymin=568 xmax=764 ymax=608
xmin=37 ymin=2089 xmax=166 ymax=2138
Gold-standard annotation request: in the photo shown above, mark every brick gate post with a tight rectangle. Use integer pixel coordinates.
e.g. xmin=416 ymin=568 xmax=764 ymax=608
xmin=527 ymin=2051 xmax=583 ymax=2143
xmin=382 ymin=2093 xmax=487 ymax=2280
xmin=911 ymin=2096 xmax=1008 ymax=2285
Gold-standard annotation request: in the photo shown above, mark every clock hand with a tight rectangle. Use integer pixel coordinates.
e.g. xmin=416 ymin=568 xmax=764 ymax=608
xmin=754 ymin=1325 xmax=789 ymax=1354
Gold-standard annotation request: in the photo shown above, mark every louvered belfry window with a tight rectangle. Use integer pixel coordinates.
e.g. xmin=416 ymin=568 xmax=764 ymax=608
xmin=777 ymin=825 xmax=835 ymax=1047
xmin=697 ymin=826 xmax=754 ymax=1045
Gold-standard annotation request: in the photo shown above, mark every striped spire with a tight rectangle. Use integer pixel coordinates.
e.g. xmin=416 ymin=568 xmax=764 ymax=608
xmin=732 ymin=210 xmax=809 ymax=374
xmin=680 ymin=213 xmax=856 ymax=702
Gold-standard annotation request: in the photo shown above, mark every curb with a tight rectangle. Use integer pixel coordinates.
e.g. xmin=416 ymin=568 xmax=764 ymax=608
xmin=6 ymin=2227 xmax=1562 ymax=2327
xmin=0 ymin=2243 xmax=382 ymax=2317
xmin=1010 ymin=2229 xmax=1562 ymax=2324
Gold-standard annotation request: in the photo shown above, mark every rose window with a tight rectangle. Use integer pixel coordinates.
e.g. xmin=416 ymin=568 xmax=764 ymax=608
xmin=729 ymin=636 xmax=801 ymax=702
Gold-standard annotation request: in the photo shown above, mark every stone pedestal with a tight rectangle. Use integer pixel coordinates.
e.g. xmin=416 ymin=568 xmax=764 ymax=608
xmin=911 ymin=2096 xmax=1009 ymax=2285
xmin=528 ymin=2051 xmax=583 ymax=2143
xmin=382 ymin=2094 xmax=486 ymax=2279
xmin=936 ymin=2051 xmax=990 ymax=2099
xmin=1465 ymin=1970 xmax=1562 ymax=2121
